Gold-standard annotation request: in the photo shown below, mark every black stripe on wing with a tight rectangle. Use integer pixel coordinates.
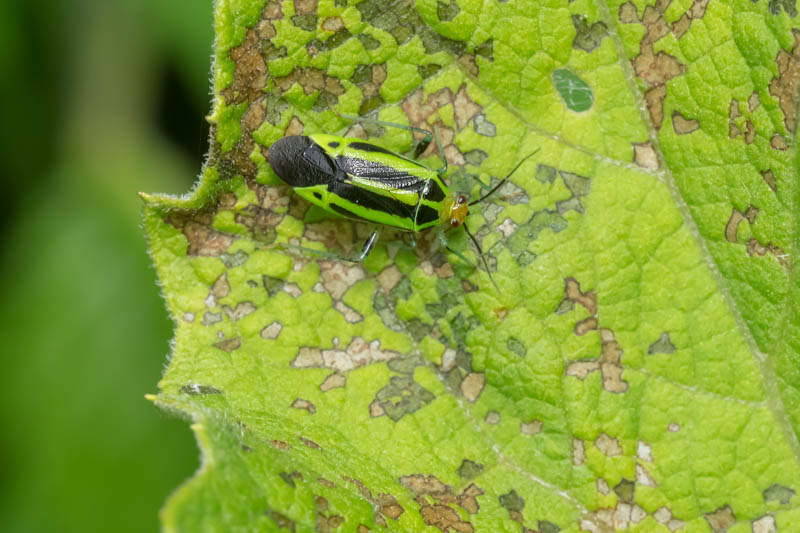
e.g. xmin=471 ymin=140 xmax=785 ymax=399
xmin=327 ymin=179 xmax=417 ymax=222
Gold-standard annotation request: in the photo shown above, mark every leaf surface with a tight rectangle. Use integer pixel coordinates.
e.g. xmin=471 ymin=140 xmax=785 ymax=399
xmin=144 ymin=0 xmax=800 ymax=530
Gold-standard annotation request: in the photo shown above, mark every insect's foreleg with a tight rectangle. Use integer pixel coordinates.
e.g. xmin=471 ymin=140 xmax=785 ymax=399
xmin=468 ymin=172 xmax=494 ymax=191
xmin=439 ymin=232 xmax=474 ymax=268
xmin=439 ymin=231 xmax=500 ymax=291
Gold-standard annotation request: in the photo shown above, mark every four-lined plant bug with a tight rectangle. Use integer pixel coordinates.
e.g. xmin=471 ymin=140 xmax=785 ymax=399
xmin=267 ymin=115 xmax=537 ymax=288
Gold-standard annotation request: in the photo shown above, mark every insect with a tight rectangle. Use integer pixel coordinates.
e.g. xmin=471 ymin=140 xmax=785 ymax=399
xmin=268 ymin=116 xmax=537 ymax=287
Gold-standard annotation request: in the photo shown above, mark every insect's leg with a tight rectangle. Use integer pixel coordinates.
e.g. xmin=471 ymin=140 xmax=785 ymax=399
xmin=276 ymin=242 xmax=357 ymax=262
xmin=359 ymin=230 xmax=380 ymax=261
xmin=439 ymin=231 xmax=500 ymax=291
xmin=276 ymin=229 xmax=380 ymax=263
xmin=337 ymin=113 xmax=433 ymax=160
xmin=438 ymin=232 xmax=474 ymax=268
xmin=431 ymin=124 xmax=447 ymax=176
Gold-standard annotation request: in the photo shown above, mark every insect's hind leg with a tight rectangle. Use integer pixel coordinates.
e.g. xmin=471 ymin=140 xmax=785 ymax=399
xmin=277 ymin=230 xmax=381 ymax=263
xmin=359 ymin=230 xmax=380 ymax=261
xmin=337 ymin=113 xmax=447 ymax=172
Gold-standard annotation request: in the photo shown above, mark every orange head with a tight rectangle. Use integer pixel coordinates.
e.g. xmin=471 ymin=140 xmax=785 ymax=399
xmin=447 ymin=194 xmax=469 ymax=230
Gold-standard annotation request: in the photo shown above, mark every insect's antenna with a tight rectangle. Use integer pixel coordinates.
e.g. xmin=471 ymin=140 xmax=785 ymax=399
xmin=469 ymin=148 xmax=540 ymax=206
xmin=463 ymin=225 xmax=499 ymax=291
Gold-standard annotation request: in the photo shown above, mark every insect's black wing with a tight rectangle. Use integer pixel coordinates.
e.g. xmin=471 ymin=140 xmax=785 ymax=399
xmin=337 ymin=154 xmax=429 ymax=193
xmin=331 ymin=154 xmax=430 ymax=222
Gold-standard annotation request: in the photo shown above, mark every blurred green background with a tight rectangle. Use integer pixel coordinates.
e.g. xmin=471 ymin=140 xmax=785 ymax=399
xmin=0 ymin=1 xmax=213 ymax=531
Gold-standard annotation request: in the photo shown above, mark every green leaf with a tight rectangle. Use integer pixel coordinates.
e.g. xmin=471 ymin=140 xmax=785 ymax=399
xmin=144 ymin=0 xmax=800 ymax=530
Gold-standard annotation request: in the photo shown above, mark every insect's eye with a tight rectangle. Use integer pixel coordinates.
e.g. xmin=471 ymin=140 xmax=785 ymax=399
xmin=457 ymin=195 xmax=467 ymax=205
xmin=451 ymin=218 xmax=460 ymax=227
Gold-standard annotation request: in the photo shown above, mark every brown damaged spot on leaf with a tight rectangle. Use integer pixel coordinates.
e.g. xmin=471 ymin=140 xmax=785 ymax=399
xmin=269 ymin=439 xmax=291 ymax=450
xmin=315 ymin=495 xmax=344 ymax=533
xmin=672 ymin=111 xmax=699 ymax=134
xmin=214 ymin=336 xmax=241 ymax=352
xmin=598 ymin=328 xmax=628 ymax=393
xmin=460 ymin=372 xmax=485 ymax=402
xmin=399 ymin=474 xmax=483 ymax=531
xmin=751 ymin=515 xmax=776 ymax=533
xmin=571 ymin=437 xmax=586 ymax=465
xmin=730 ymin=99 xmax=741 ymax=120
xmin=318 ymin=477 xmax=335 ymax=488
xmin=319 ymin=260 xmax=366 ymax=300
xmin=672 ymin=0 xmax=709 ymax=39
xmin=166 ymin=210 xmax=236 ymax=257
xmin=521 ymin=419 xmax=542 ymax=436
xmin=274 ymin=67 xmax=346 ymax=97
xmin=724 ymin=205 xmax=758 ymax=243
xmin=562 ymin=278 xmax=628 ymax=393
xmin=596 ymin=432 xmax=623 ymax=456
xmin=633 ymin=142 xmax=659 ymax=170
xmin=263 ymin=0 xmax=284 ymax=20
xmin=558 ymin=277 xmax=597 ymax=315
xmin=645 ymin=85 xmax=666 ymax=128
xmin=285 ymin=115 xmax=306 ymax=137
xmin=744 ymin=120 xmax=755 ymax=144
xmin=343 ymin=476 xmax=405 ymax=523
xmin=770 ymin=133 xmax=788 ymax=151
xmin=761 ymin=169 xmax=777 ymax=192
xmin=705 ymin=505 xmax=736 ymax=532
xmin=769 ymin=29 xmax=800 ymax=133
xmin=402 ymin=84 xmax=481 ymax=166
xmin=727 ymin=99 xmax=758 ymax=144
xmin=458 ymin=53 xmax=479 ymax=77
xmin=584 ymin=501 xmax=650 ymax=529
xmin=748 ymin=91 xmax=760 ymax=112
xmin=635 ymin=464 xmax=658 ymax=488
xmin=294 ymin=0 xmax=317 ymax=14
xmin=223 ymin=28 xmax=268 ymax=105
xmin=291 ymin=337 xmax=402 ymax=373
xmin=267 ymin=510 xmax=297 ymax=532
xmin=211 ymin=273 xmax=231 ymax=300
xmin=618 ymin=2 xmax=639 ymax=23
xmin=216 ymin=21 xmax=287 ymax=179
xmin=321 ymin=16 xmax=343 ymax=32
xmin=620 ymin=0 xmax=685 ymax=129
xmin=351 ymin=63 xmax=388 ymax=109
xmin=319 ymin=373 xmax=346 ymax=392
xmin=223 ymin=302 xmax=256 ymax=321
xmin=302 ymin=437 xmax=322 ymax=449
xmin=747 ymin=239 xmax=789 ymax=268
xmin=280 ymin=470 xmax=304 ymax=487
xmin=575 ymin=317 xmax=598 ymax=336
xmin=235 ymin=203 xmax=283 ymax=244
xmin=291 ymin=398 xmax=317 ymax=413
xmin=377 ymin=264 xmax=403 ymax=292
